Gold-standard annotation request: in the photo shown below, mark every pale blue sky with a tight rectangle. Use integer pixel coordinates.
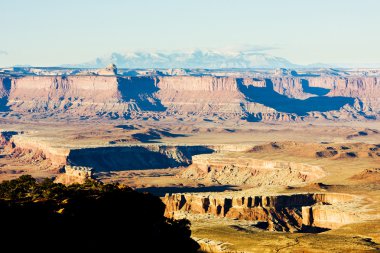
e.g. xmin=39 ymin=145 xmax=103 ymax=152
xmin=0 ymin=0 xmax=379 ymax=67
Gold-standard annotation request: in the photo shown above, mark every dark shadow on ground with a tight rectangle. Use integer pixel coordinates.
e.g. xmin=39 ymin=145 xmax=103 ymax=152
xmin=115 ymin=124 xmax=139 ymax=130
xmin=300 ymin=225 xmax=331 ymax=233
xmin=253 ymin=222 xmax=330 ymax=233
xmin=132 ymin=129 xmax=188 ymax=143
xmin=237 ymin=79 xmax=355 ymax=116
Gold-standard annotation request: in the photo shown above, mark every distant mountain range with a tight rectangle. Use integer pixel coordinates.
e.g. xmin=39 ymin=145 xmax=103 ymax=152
xmin=64 ymin=50 xmax=332 ymax=69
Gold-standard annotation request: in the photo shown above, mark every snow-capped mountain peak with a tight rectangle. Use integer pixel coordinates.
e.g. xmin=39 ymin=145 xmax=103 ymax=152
xmin=67 ymin=49 xmax=299 ymax=69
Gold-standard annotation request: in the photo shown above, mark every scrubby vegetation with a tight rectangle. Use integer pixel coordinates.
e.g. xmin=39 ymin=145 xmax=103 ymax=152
xmin=0 ymin=175 xmax=199 ymax=252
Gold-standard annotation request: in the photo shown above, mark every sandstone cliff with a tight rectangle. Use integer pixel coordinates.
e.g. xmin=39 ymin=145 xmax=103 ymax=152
xmin=7 ymin=134 xmax=214 ymax=172
xmin=54 ymin=165 xmax=94 ymax=184
xmin=0 ymin=73 xmax=379 ymax=121
xmin=163 ymin=192 xmax=358 ymax=232
xmin=180 ymin=154 xmax=326 ymax=186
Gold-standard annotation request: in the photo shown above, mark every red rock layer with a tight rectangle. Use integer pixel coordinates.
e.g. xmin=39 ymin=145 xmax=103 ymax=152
xmin=0 ymin=75 xmax=378 ymax=121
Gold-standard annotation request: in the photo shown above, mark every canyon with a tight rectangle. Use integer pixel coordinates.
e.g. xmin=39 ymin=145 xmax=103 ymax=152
xmin=1 ymin=67 xmax=380 ymax=252
xmin=163 ymin=192 xmax=358 ymax=232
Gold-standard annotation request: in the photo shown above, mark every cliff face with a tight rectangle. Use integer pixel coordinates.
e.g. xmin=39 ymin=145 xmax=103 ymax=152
xmin=156 ymin=76 xmax=244 ymax=115
xmin=66 ymin=145 xmax=212 ymax=171
xmin=11 ymin=135 xmax=69 ymax=165
xmin=180 ymin=154 xmax=326 ymax=186
xmin=8 ymin=134 xmax=215 ymax=172
xmin=54 ymin=165 xmax=94 ymax=184
xmin=307 ymin=76 xmax=380 ymax=113
xmin=8 ymin=76 xmax=120 ymax=115
xmin=0 ymin=74 xmax=379 ymax=121
xmin=11 ymin=76 xmax=120 ymax=100
xmin=163 ymin=192 xmax=358 ymax=232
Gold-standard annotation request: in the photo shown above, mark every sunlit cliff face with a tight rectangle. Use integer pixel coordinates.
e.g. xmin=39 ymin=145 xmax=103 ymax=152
xmin=1 ymin=69 xmax=379 ymax=121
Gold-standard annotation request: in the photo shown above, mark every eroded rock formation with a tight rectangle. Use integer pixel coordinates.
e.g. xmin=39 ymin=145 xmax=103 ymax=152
xmin=54 ymin=165 xmax=94 ymax=184
xmin=163 ymin=192 xmax=358 ymax=232
xmin=0 ymin=131 xmax=17 ymax=149
xmin=6 ymin=134 xmax=215 ymax=171
xmin=0 ymin=72 xmax=379 ymax=121
xmin=180 ymin=154 xmax=326 ymax=186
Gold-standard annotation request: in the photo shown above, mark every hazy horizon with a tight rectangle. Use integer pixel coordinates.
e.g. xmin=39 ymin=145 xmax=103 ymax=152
xmin=1 ymin=0 xmax=379 ymax=67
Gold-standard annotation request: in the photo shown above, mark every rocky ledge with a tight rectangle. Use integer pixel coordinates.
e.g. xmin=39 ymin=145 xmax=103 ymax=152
xmin=163 ymin=192 xmax=358 ymax=232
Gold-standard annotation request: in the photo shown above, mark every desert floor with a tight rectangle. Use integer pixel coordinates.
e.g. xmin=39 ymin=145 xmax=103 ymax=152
xmin=1 ymin=119 xmax=380 ymax=252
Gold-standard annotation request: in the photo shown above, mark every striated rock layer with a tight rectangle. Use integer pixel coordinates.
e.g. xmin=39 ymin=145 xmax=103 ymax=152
xmin=0 ymin=74 xmax=379 ymax=121
xmin=163 ymin=192 xmax=358 ymax=232
xmin=180 ymin=154 xmax=326 ymax=186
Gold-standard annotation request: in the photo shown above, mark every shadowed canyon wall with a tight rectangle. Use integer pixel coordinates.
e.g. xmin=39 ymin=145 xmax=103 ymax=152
xmin=9 ymin=135 xmax=215 ymax=172
xmin=67 ymin=145 xmax=214 ymax=171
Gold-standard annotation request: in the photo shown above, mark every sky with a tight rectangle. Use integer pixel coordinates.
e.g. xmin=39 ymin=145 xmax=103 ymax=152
xmin=0 ymin=0 xmax=379 ymax=67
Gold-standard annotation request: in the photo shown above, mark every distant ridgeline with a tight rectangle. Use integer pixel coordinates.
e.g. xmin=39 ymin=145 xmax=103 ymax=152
xmin=0 ymin=175 xmax=199 ymax=252
xmin=0 ymin=67 xmax=379 ymax=122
